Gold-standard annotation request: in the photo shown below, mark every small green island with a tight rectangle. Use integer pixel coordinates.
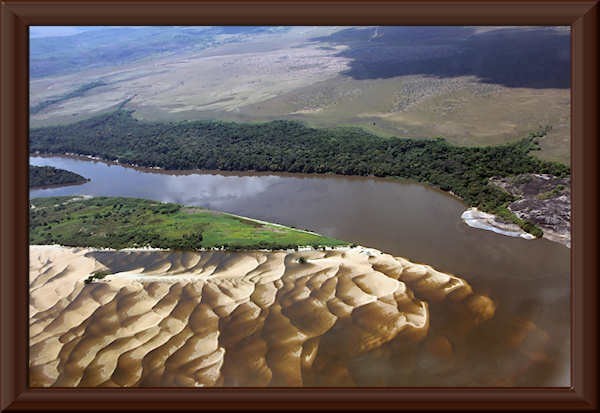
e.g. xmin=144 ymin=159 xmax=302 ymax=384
xmin=29 ymin=165 xmax=89 ymax=188
xmin=29 ymin=196 xmax=348 ymax=250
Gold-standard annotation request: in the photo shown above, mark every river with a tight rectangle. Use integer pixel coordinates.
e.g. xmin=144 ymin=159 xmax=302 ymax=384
xmin=30 ymin=155 xmax=571 ymax=386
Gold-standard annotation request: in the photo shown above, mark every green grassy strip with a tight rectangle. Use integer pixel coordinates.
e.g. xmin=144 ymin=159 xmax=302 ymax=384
xmin=29 ymin=196 xmax=348 ymax=250
xmin=492 ymin=205 xmax=543 ymax=238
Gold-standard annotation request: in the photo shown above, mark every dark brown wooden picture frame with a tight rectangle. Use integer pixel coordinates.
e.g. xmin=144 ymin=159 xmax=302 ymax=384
xmin=1 ymin=0 xmax=598 ymax=410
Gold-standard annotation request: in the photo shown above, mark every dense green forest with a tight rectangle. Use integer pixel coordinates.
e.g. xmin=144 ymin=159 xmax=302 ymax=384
xmin=29 ymin=165 xmax=88 ymax=188
xmin=30 ymin=109 xmax=569 ymax=236
xmin=29 ymin=196 xmax=348 ymax=250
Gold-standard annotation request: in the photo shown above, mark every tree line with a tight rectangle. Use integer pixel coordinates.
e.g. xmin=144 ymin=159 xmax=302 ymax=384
xmin=30 ymin=110 xmax=570 ymax=235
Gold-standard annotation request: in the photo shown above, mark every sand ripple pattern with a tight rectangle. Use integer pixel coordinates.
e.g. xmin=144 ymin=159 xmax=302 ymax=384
xmin=29 ymin=246 xmax=494 ymax=387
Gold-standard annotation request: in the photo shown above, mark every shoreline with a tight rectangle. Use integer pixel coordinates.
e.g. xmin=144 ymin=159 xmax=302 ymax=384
xmin=29 ymin=243 xmax=370 ymax=255
xmin=31 ymin=153 xmax=569 ymax=247
xmin=460 ymin=207 xmax=570 ymax=247
xmin=29 ymin=152 xmax=464 ymax=197
xmin=461 ymin=207 xmax=536 ymax=240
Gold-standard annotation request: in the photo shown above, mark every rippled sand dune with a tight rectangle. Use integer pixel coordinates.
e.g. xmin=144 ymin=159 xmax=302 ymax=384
xmin=30 ymin=245 xmax=495 ymax=387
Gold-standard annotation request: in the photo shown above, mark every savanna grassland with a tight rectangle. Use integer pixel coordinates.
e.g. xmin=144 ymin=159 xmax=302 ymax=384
xmin=30 ymin=26 xmax=571 ymax=165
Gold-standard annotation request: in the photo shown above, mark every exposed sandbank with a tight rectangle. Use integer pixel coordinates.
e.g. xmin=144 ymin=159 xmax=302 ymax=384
xmin=30 ymin=245 xmax=495 ymax=387
xmin=461 ymin=207 xmax=536 ymax=240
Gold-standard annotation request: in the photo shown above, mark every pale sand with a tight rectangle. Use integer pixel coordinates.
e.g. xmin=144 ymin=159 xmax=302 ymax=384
xmin=461 ymin=207 xmax=537 ymax=240
xmin=29 ymin=245 xmax=495 ymax=387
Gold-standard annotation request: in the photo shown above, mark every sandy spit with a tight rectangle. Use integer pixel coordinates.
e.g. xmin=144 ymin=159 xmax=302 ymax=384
xmin=30 ymin=245 xmax=495 ymax=387
xmin=461 ymin=207 xmax=536 ymax=240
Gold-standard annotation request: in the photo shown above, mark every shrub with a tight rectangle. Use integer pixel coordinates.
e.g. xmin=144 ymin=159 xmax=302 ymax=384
xmin=84 ymin=270 xmax=111 ymax=284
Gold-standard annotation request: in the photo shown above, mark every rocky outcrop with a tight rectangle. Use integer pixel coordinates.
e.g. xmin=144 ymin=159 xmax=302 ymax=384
xmin=490 ymin=174 xmax=570 ymax=247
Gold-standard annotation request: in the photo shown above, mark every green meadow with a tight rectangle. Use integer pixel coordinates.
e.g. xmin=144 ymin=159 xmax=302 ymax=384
xmin=29 ymin=196 xmax=348 ymax=250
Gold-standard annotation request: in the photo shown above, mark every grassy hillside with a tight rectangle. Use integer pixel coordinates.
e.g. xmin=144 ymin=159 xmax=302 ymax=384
xmin=31 ymin=81 xmax=107 ymax=115
xmin=29 ymin=165 xmax=88 ymax=188
xmin=226 ymin=76 xmax=570 ymax=164
xmin=30 ymin=26 xmax=289 ymax=78
xmin=30 ymin=27 xmax=570 ymax=164
xmin=29 ymin=196 xmax=348 ymax=250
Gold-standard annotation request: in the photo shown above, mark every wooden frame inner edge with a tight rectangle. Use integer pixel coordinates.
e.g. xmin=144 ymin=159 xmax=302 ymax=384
xmin=1 ymin=1 xmax=597 ymax=410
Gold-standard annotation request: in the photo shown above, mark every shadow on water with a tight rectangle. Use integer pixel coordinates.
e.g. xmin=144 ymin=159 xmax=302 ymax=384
xmin=312 ymin=26 xmax=570 ymax=89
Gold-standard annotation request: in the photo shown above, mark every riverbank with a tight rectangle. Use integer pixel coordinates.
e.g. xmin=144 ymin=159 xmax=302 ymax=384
xmin=490 ymin=174 xmax=571 ymax=247
xmin=31 ymin=154 xmax=570 ymax=248
xmin=29 ymin=109 xmax=569 ymax=236
xmin=461 ymin=207 xmax=536 ymax=240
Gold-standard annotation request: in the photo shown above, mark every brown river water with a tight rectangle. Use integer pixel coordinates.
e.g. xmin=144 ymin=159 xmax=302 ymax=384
xmin=30 ymin=155 xmax=570 ymax=387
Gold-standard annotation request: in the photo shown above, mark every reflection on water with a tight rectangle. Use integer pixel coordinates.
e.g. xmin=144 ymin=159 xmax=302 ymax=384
xmin=30 ymin=156 xmax=571 ymax=386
